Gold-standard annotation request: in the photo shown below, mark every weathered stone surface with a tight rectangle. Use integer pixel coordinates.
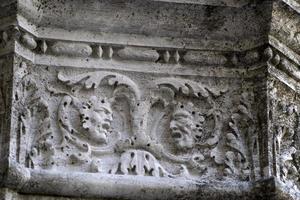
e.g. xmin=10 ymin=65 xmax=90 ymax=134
xmin=117 ymin=47 xmax=159 ymax=62
xmin=50 ymin=42 xmax=93 ymax=57
xmin=0 ymin=0 xmax=300 ymax=199
xmin=183 ymin=51 xmax=228 ymax=65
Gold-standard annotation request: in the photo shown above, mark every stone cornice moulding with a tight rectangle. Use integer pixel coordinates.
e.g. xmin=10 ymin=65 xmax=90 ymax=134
xmin=1 ymin=1 xmax=299 ymax=99
xmin=14 ymin=40 xmax=266 ymax=78
xmin=266 ymin=36 xmax=300 ymax=94
xmin=269 ymin=35 xmax=300 ymax=67
xmin=4 ymin=20 xmax=300 ymax=86
xmin=15 ymin=0 xmax=272 ymax=52
xmin=0 ymin=24 xmax=267 ymax=77
xmin=10 ymin=14 xmax=267 ymax=52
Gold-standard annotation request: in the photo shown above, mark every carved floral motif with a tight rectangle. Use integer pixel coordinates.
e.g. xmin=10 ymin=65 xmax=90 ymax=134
xmin=12 ymin=64 xmax=263 ymax=182
xmin=269 ymin=80 xmax=300 ymax=190
xmin=224 ymin=92 xmax=255 ymax=181
xmin=110 ymin=150 xmax=172 ymax=177
xmin=15 ymin=63 xmax=55 ymax=169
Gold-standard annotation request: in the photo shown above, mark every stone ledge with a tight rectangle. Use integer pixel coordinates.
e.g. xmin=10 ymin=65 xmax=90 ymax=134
xmin=14 ymin=15 xmax=266 ymax=52
xmin=2 ymin=164 xmax=297 ymax=200
xmin=1 ymin=163 xmax=254 ymax=200
xmin=1 ymin=162 xmax=298 ymax=200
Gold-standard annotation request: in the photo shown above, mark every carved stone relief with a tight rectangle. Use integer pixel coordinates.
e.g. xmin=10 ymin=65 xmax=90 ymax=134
xmin=1 ymin=0 xmax=300 ymax=199
xmin=269 ymin=78 xmax=300 ymax=192
xmin=12 ymin=61 xmax=54 ymax=169
xmin=11 ymin=57 xmax=262 ymax=183
xmin=224 ymin=91 xmax=259 ymax=181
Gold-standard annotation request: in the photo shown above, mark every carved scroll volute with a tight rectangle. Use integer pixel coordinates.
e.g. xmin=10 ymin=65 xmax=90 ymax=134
xmin=56 ymin=71 xmax=191 ymax=177
xmin=57 ymin=70 xmax=141 ymax=152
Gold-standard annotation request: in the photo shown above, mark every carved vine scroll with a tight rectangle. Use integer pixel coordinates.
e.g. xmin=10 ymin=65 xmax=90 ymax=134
xmin=13 ymin=65 xmax=261 ymax=182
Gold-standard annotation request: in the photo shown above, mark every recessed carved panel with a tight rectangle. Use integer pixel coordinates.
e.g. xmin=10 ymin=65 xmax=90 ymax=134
xmin=10 ymin=57 xmax=263 ymax=183
xmin=1 ymin=0 xmax=300 ymax=199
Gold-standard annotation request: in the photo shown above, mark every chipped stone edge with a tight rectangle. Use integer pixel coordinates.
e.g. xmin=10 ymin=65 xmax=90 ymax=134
xmin=269 ymin=35 xmax=300 ymax=66
xmin=266 ymin=35 xmax=300 ymax=94
xmin=0 ymin=162 xmax=254 ymax=200
xmin=2 ymin=162 xmax=298 ymax=200
xmin=282 ymin=0 xmax=300 ymax=14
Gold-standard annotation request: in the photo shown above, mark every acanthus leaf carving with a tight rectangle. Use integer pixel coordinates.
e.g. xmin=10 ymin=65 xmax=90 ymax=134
xmin=110 ymin=149 xmax=192 ymax=179
xmin=14 ymin=63 xmax=264 ymax=183
xmin=269 ymin=80 xmax=300 ymax=189
xmin=110 ymin=150 xmax=171 ymax=177
xmin=224 ymin=122 xmax=251 ymax=180
xmin=15 ymin=68 xmax=55 ymax=169
xmin=224 ymin=91 xmax=257 ymax=181
xmin=274 ymin=107 xmax=299 ymax=183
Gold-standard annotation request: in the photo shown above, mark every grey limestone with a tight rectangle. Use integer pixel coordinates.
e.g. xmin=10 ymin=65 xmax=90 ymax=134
xmin=0 ymin=0 xmax=299 ymax=199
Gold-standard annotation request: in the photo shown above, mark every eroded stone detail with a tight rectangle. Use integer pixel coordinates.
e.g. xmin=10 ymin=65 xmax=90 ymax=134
xmin=1 ymin=0 xmax=300 ymax=199
xmin=21 ymin=33 xmax=37 ymax=50
xmin=57 ymin=95 xmax=120 ymax=170
xmin=269 ymin=79 xmax=300 ymax=192
xmin=224 ymin=92 xmax=256 ymax=181
xmin=10 ymin=60 xmax=263 ymax=183
xmin=183 ymin=51 xmax=227 ymax=65
xmin=265 ymin=47 xmax=300 ymax=82
xmin=51 ymin=42 xmax=93 ymax=57
xmin=117 ymin=47 xmax=159 ymax=62
xmin=110 ymin=150 xmax=172 ymax=177
xmin=0 ymin=57 xmax=13 ymax=176
xmin=169 ymin=102 xmax=206 ymax=150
